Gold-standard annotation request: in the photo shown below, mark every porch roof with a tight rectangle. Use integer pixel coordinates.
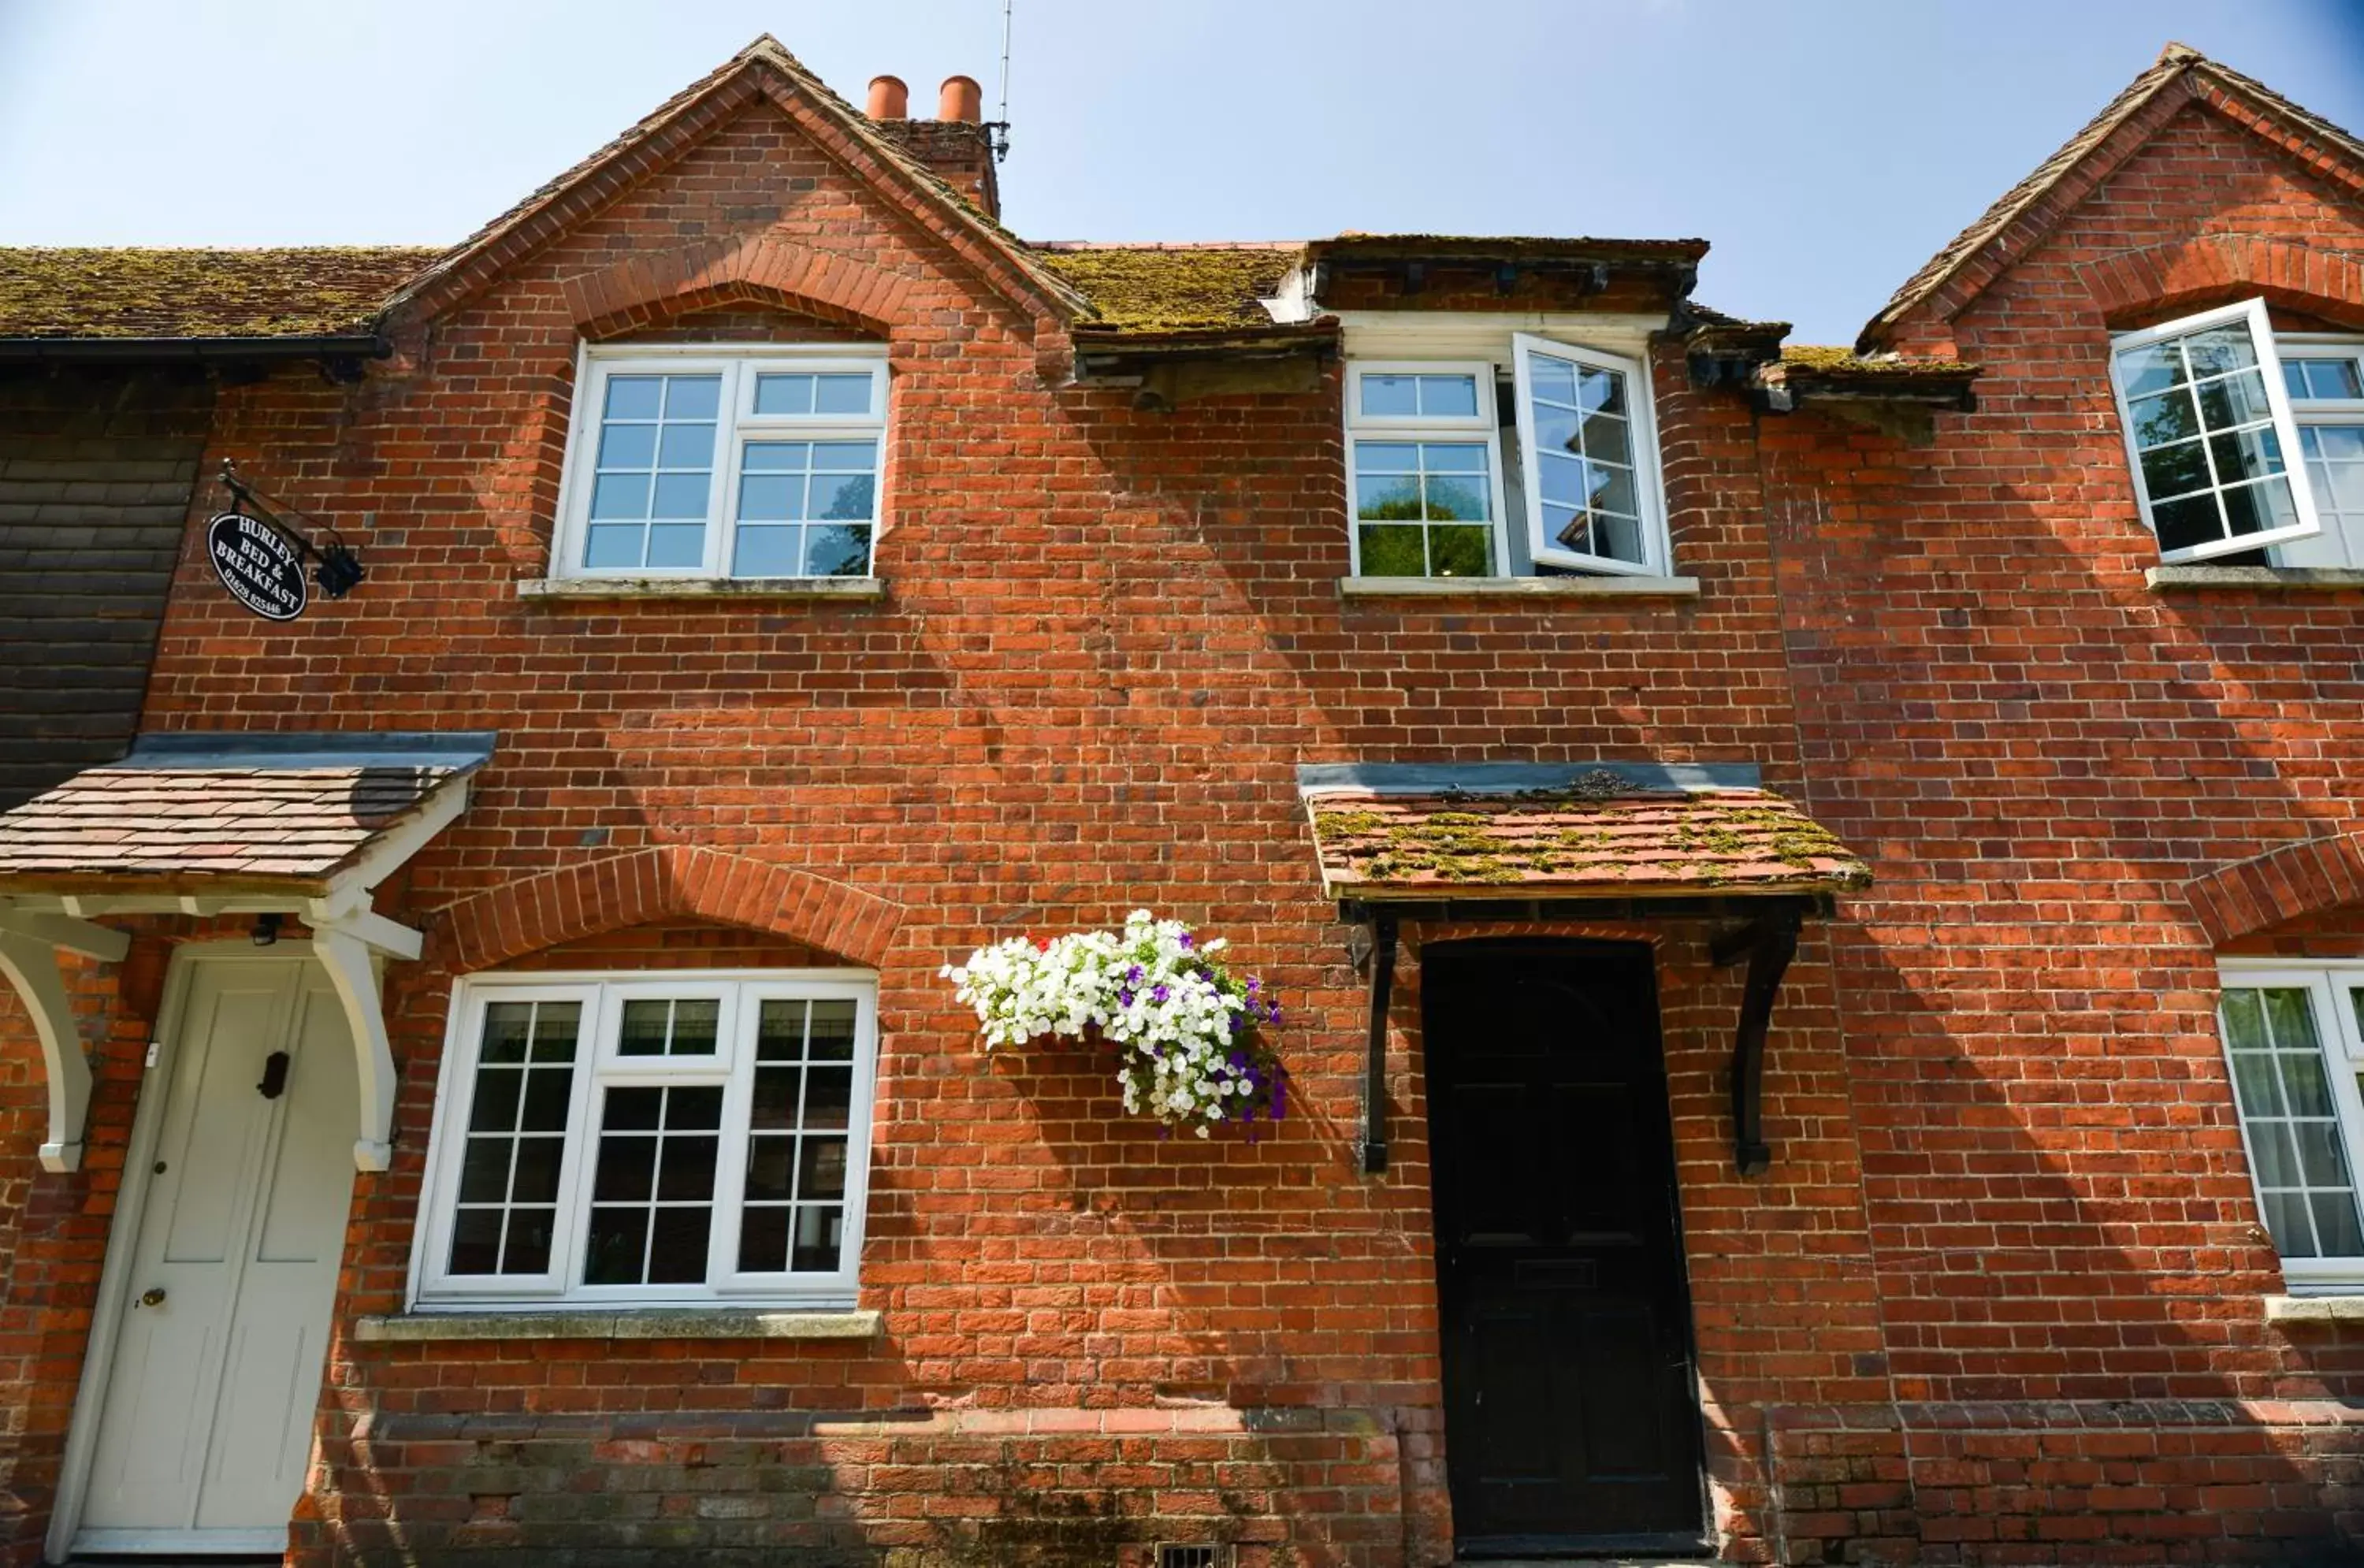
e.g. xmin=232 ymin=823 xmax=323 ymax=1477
xmin=0 ymin=731 xmax=494 ymax=897
xmin=1298 ymin=761 xmax=1871 ymax=904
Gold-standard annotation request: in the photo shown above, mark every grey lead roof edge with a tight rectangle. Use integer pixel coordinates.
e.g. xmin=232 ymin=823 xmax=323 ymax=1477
xmin=1295 ymin=760 xmax=1763 ymax=796
xmin=119 ymin=730 xmax=500 ymax=772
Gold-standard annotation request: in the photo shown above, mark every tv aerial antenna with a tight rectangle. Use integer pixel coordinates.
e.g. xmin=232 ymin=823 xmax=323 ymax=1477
xmin=988 ymin=0 xmax=1013 ymax=162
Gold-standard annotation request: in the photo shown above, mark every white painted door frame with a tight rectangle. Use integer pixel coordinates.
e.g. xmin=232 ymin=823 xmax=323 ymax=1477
xmin=46 ymin=941 xmax=361 ymax=1560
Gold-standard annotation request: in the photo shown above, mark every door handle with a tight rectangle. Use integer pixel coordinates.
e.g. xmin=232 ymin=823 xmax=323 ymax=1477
xmin=256 ymin=1050 xmax=290 ymax=1100
xmin=136 ymin=1287 xmax=166 ymax=1309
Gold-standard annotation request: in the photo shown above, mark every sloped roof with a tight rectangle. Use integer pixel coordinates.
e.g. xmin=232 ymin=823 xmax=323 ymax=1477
xmin=1033 ymin=243 xmax=1299 ymax=333
xmin=0 ymin=247 xmax=437 ymax=340
xmin=1863 ymin=43 xmax=2364 ymax=351
xmin=1297 ymin=764 xmax=1869 ymax=902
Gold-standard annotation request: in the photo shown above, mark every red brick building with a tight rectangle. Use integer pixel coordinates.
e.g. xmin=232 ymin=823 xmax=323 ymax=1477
xmin=0 ymin=36 xmax=2359 ymax=1567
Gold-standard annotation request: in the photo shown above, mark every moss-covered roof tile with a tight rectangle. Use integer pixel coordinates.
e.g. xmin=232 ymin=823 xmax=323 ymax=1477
xmin=1304 ymin=784 xmax=1871 ymax=900
xmin=1032 ymin=243 xmax=1299 ymax=333
xmin=0 ymin=247 xmax=441 ymax=340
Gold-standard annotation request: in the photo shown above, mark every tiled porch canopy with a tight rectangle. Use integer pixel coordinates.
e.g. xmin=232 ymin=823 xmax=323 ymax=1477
xmin=1296 ymin=762 xmax=1871 ymax=1176
xmin=0 ymin=732 xmax=493 ymax=1173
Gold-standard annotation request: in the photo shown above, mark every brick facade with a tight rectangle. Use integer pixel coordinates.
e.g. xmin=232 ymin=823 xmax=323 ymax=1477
xmin=1 ymin=39 xmax=2362 ymax=1568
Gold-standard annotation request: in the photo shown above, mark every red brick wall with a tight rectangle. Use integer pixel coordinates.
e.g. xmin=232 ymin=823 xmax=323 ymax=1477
xmin=1771 ymin=96 xmax=2364 ymax=1561
xmin=0 ymin=89 xmax=1882 ymax=1567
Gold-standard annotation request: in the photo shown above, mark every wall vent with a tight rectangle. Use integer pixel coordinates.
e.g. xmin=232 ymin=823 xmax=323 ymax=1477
xmin=1155 ymin=1548 xmax=1228 ymax=1568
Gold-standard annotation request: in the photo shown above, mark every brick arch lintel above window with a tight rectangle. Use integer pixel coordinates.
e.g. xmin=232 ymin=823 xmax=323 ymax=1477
xmin=2080 ymin=235 xmax=2364 ymax=335
xmin=2187 ymin=834 xmax=2364 ymax=949
xmin=566 ymin=237 xmax=913 ymax=343
xmin=437 ymin=845 xmax=905 ymax=973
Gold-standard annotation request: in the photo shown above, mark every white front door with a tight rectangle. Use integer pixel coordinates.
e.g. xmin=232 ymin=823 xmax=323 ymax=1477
xmin=72 ymin=952 xmax=359 ymax=1555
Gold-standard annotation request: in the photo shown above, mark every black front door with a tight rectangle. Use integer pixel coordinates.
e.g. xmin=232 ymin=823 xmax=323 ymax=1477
xmin=1423 ymin=938 xmax=1707 ymax=1557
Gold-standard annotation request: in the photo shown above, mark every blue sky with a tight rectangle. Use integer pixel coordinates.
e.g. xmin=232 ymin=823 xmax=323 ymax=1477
xmin=2 ymin=1 xmax=2360 ymax=344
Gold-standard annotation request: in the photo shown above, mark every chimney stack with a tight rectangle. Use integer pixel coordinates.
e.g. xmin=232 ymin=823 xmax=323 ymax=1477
xmin=938 ymin=75 xmax=983 ymax=124
xmin=866 ymin=75 xmax=909 ymax=119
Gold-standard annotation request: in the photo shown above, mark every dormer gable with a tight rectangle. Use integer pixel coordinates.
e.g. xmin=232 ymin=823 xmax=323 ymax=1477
xmin=1861 ymin=42 xmax=2364 ymax=354
xmin=380 ymin=35 xmax=1088 ymax=338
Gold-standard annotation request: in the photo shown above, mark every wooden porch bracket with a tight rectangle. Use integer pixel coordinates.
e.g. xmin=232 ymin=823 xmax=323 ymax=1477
xmin=1710 ymin=901 xmax=1805 ymax=1177
xmin=1351 ymin=908 xmax=1400 ymax=1176
xmin=0 ymin=909 xmax=131 ymax=1173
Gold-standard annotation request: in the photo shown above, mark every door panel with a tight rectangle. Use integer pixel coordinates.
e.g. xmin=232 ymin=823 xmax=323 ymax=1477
xmin=1425 ymin=940 xmax=1706 ymax=1555
xmin=77 ymin=956 xmax=359 ymax=1551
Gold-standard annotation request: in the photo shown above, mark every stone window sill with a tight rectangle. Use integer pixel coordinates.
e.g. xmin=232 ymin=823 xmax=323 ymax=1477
xmin=352 ymin=1307 xmax=882 ymax=1342
xmin=517 ymin=575 xmax=885 ymax=601
xmin=2262 ymin=1295 xmax=2364 ymax=1323
xmin=1338 ymin=574 xmax=1701 ymax=600
xmin=2147 ymin=566 xmax=2364 ymax=592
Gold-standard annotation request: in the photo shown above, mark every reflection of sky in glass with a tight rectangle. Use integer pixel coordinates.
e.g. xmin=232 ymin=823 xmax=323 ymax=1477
xmin=585 ymin=373 xmax=721 ymax=569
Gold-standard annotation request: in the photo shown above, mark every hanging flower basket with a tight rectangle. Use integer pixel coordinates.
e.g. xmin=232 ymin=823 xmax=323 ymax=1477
xmin=941 ymin=910 xmax=1285 ymax=1136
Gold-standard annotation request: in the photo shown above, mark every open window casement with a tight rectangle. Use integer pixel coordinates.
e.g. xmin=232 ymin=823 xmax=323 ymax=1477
xmin=2111 ymin=298 xmax=2322 ymax=564
xmin=1511 ymin=333 xmax=1668 ymax=576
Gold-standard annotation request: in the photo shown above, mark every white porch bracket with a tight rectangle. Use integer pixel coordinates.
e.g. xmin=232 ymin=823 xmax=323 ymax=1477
xmin=0 ymin=910 xmax=131 ymax=1175
xmin=307 ymin=897 xmax=422 ymax=1173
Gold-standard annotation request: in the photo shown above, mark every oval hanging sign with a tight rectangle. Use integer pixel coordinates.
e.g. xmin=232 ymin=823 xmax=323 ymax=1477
xmin=205 ymin=511 xmax=308 ymax=622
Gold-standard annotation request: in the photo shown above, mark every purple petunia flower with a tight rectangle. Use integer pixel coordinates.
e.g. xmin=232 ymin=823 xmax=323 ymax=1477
xmin=1245 ymin=975 xmax=1259 ymax=993
xmin=1127 ymin=964 xmax=1144 ymax=984
xmin=1272 ymin=1072 xmax=1287 ymax=1120
xmin=1178 ymin=933 xmax=1194 ymax=949
xmin=1118 ymin=988 xmax=1135 ymax=1007
xmin=1151 ymin=983 xmax=1169 ymax=1003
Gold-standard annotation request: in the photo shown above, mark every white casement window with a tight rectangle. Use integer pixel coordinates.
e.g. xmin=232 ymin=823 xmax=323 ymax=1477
xmin=1344 ymin=362 xmax=1508 ymax=577
xmin=556 ymin=345 xmax=888 ymax=580
xmin=413 ymin=972 xmax=879 ymax=1310
xmin=2277 ymin=336 xmax=2364 ymax=567
xmin=2216 ymin=964 xmax=2364 ymax=1291
xmin=1511 ymin=333 xmax=1668 ymax=575
xmin=2109 ymin=299 xmax=2322 ymax=563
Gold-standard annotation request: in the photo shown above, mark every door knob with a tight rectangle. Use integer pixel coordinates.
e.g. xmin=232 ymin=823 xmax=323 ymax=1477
xmin=136 ymin=1287 xmax=166 ymax=1309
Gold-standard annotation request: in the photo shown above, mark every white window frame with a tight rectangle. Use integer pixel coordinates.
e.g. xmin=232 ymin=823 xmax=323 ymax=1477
xmin=1510 ymin=333 xmax=1671 ymax=577
xmin=1341 ymin=360 xmax=1511 ymax=577
xmin=552 ymin=343 xmax=890 ymax=581
xmin=2217 ymin=960 xmax=2364 ymax=1292
xmin=2277 ymin=333 xmax=2364 ymax=567
xmin=411 ymin=969 xmax=880 ymax=1311
xmin=2108 ymin=298 xmax=2322 ymax=564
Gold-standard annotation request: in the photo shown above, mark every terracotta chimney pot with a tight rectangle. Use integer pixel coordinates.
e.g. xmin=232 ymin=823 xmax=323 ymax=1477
xmin=866 ymin=75 xmax=909 ymax=119
xmin=938 ymin=75 xmax=983 ymax=124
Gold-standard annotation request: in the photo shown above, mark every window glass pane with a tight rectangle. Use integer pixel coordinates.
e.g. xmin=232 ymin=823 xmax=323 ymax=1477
xmin=584 ymin=372 xmax=720 ymax=570
xmin=2139 ymin=439 xmax=2210 ymax=500
xmin=645 ymin=524 xmax=705 ymax=569
xmin=2219 ymin=477 xmax=2298 ymax=539
xmin=1423 ymin=474 xmax=1489 ymax=521
xmin=753 ymin=373 xmax=815 ymax=415
xmin=448 ymin=1000 xmax=581 ymax=1276
xmin=2294 ymin=359 xmax=2364 ymax=400
xmin=2128 ymin=388 xmax=2201 ymax=448
xmin=1358 ymin=524 xmax=1425 ymax=575
xmin=2220 ymin=986 xmax=2364 ymax=1262
xmin=1359 ymin=374 xmax=1419 ymax=417
xmin=2117 ymin=341 xmax=2187 ymax=399
xmin=2208 ymin=425 xmax=2286 ymax=483
xmin=604 ymin=376 xmax=663 ymax=419
xmin=1416 ymin=374 xmax=1478 ymax=418
xmin=734 ymin=526 xmax=800 ymax=578
xmin=597 ymin=423 xmax=656 ymax=469
xmin=738 ymin=998 xmax=860 ymax=1274
xmin=2152 ymin=492 xmax=2224 ymax=555
xmin=2184 ymin=325 xmax=2261 ymax=377
xmin=585 ymin=1082 xmax=723 ymax=1286
xmin=2196 ymin=371 xmax=2273 ymax=432
xmin=802 ymin=525 xmax=873 ymax=578
xmin=663 ymin=376 xmax=721 ymax=418
xmin=1429 ymin=526 xmax=1492 ymax=577
xmin=814 ymin=373 xmax=874 ymax=414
